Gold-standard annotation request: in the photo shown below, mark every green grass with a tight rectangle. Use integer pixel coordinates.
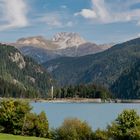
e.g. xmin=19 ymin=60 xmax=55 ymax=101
xmin=0 ymin=133 xmax=51 ymax=140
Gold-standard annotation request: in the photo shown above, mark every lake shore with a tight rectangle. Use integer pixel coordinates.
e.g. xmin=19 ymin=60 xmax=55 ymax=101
xmin=1 ymin=97 xmax=140 ymax=103
xmin=33 ymin=98 xmax=140 ymax=104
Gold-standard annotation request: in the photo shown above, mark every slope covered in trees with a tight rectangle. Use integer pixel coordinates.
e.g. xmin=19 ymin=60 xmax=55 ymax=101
xmin=44 ymin=38 xmax=140 ymax=99
xmin=111 ymin=60 xmax=140 ymax=99
xmin=0 ymin=44 xmax=53 ymax=98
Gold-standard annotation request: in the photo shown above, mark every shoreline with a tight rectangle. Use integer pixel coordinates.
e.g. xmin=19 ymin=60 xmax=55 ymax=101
xmin=1 ymin=97 xmax=140 ymax=103
xmin=33 ymin=98 xmax=140 ymax=104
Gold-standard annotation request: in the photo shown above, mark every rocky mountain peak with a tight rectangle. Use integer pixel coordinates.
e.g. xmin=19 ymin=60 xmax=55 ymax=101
xmin=51 ymin=32 xmax=87 ymax=49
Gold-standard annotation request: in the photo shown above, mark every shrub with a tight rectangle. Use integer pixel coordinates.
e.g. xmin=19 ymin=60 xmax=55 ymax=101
xmin=51 ymin=118 xmax=93 ymax=140
xmin=0 ymin=99 xmax=31 ymax=135
xmin=22 ymin=112 xmax=49 ymax=137
xmin=92 ymin=129 xmax=109 ymax=140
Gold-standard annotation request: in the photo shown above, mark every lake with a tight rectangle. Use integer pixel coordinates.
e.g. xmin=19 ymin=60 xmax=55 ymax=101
xmin=31 ymin=102 xmax=140 ymax=130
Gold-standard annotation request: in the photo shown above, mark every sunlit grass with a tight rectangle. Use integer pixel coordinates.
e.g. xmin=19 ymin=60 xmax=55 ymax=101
xmin=0 ymin=133 xmax=51 ymax=140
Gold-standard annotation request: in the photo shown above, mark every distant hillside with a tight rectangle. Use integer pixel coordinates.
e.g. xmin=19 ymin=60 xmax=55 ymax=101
xmin=12 ymin=32 xmax=112 ymax=63
xmin=0 ymin=43 xmax=53 ymax=98
xmin=111 ymin=60 xmax=140 ymax=99
xmin=44 ymin=38 xmax=140 ymax=98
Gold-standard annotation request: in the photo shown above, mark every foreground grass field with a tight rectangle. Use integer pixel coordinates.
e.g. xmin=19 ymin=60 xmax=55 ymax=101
xmin=0 ymin=133 xmax=51 ymax=140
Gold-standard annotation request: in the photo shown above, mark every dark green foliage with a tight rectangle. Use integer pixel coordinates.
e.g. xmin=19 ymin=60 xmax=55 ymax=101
xmin=111 ymin=60 xmax=140 ymax=99
xmin=0 ymin=99 xmax=49 ymax=138
xmin=51 ymin=118 xmax=93 ymax=140
xmin=0 ymin=44 xmax=53 ymax=98
xmin=44 ymin=38 xmax=140 ymax=99
xmin=92 ymin=129 xmax=108 ymax=140
xmin=0 ymin=99 xmax=31 ymax=135
xmin=54 ymin=84 xmax=112 ymax=99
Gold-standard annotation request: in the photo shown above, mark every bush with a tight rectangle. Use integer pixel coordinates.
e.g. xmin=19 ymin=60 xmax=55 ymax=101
xmin=51 ymin=118 xmax=93 ymax=140
xmin=92 ymin=129 xmax=109 ymax=140
xmin=22 ymin=112 xmax=49 ymax=138
xmin=0 ymin=99 xmax=31 ymax=135
xmin=0 ymin=99 xmax=49 ymax=138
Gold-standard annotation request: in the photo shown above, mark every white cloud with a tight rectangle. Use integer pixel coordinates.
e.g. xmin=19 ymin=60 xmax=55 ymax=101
xmin=92 ymin=0 xmax=111 ymax=22
xmin=75 ymin=0 xmax=140 ymax=24
xmin=74 ymin=9 xmax=96 ymax=19
xmin=0 ymin=0 xmax=29 ymax=31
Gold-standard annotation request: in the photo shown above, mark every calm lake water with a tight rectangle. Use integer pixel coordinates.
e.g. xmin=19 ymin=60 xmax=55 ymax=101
xmin=31 ymin=102 xmax=140 ymax=130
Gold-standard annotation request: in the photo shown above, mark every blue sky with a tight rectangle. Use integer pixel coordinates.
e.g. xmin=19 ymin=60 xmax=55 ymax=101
xmin=0 ymin=0 xmax=140 ymax=44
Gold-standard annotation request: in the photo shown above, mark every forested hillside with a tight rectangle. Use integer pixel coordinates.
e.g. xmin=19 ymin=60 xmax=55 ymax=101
xmin=0 ymin=44 xmax=53 ymax=98
xmin=111 ymin=60 xmax=140 ymax=99
xmin=44 ymin=38 xmax=140 ymax=99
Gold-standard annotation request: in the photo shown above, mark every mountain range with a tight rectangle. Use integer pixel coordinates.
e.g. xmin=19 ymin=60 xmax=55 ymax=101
xmin=12 ymin=32 xmax=113 ymax=63
xmin=2 ymin=32 xmax=140 ymax=99
xmin=43 ymin=38 xmax=140 ymax=99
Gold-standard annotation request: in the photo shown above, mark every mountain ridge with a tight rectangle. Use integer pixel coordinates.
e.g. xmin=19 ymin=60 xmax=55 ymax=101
xmin=12 ymin=32 xmax=113 ymax=63
xmin=43 ymin=37 xmax=140 ymax=99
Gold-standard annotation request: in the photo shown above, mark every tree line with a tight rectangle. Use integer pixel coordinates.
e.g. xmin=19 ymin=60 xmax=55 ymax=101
xmin=53 ymin=84 xmax=112 ymax=99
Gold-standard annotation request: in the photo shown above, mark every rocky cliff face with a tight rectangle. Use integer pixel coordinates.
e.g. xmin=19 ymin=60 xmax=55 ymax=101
xmin=9 ymin=52 xmax=26 ymax=69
